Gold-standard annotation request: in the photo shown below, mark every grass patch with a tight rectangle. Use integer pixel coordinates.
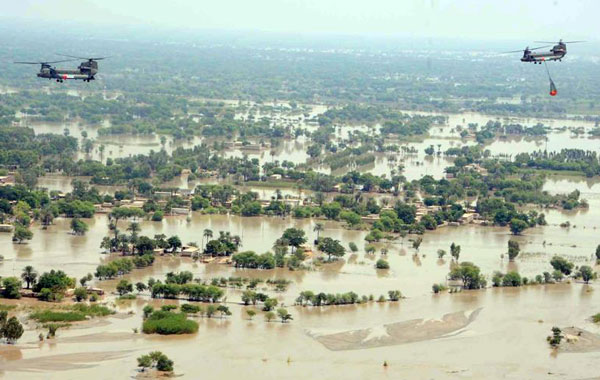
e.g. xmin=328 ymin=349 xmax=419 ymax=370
xmin=244 ymin=180 xmax=298 ymax=189
xmin=0 ymin=304 xmax=17 ymax=311
xmin=30 ymin=304 xmax=114 ymax=322
xmin=142 ymin=311 xmax=199 ymax=335
xmin=118 ymin=294 xmax=137 ymax=300
xmin=592 ymin=313 xmax=600 ymax=323
xmin=30 ymin=310 xmax=86 ymax=323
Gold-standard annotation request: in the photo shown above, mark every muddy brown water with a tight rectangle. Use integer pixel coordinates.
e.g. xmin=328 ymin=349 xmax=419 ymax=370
xmin=3 ymin=109 xmax=600 ymax=378
xmin=1 ymin=177 xmax=600 ymax=378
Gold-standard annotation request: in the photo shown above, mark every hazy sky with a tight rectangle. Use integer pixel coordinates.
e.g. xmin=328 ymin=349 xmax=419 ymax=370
xmin=3 ymin=0 xmax=597 ymax=40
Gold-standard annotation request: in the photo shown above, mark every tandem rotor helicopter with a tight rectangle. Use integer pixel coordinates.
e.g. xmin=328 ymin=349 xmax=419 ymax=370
xmin=14 ymin=54 xmax=108 ymax=83
xmin=504 ymin=39 xmax=585 ymax=96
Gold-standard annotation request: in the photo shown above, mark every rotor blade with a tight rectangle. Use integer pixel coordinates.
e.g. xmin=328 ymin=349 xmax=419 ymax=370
xmin=57 ymin=53 xmax=86 ymax=59
xmin=534 ymin=41 xmax=556 ymax=44
xmin=501 ymin=45 xmax=550 ymax=54
xmin=14 ymin=59 xmax=74 ymax=65
xmin=57 ymin=54 xmax=110 ymax=60
xmin=562 ymin=41 xmax=586 ymax=43
xmin=530 ymin=45 xmax=552 ymax=51
xmin=45 ymin=59 xmax=77 ymax=64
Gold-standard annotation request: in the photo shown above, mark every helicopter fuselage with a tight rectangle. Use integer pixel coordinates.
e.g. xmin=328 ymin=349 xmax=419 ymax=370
xmin=36 ymin=60 xmax=99 ymax=82
xmin=37 ymin=68 xmax=93 ymax=81
xmin=521 ymin=44 xmax=567 ymax=63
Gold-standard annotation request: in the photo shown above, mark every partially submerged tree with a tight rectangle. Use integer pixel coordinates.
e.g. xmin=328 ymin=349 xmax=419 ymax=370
xmin=507 ymin=240 xmax=520 ymax=261
xmin=277 ymin=308 xmax=293 ymax=323
xmin=21 ymin=266 xmax=37 ymax=289
xmin=317 ymin=237 xmax=346 ymax=261
xmin=137 ymin=351 xmax=174 ymax=373
xmin=1 ymin=315 xmax=24 ymax=343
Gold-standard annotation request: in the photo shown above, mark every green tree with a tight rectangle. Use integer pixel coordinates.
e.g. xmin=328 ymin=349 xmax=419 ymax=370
xmin=12 ymin=225 xmax=33 ymax=244
xmin=21 ymin=265 xmax=37 ymax=289
xmin=313 ymin=223 xmax=324 ymax=241
xmin=502 ymin=271 xmax=522 ymax=287
xmin=136 ymin=282 xmax=148 ymax=293
xmin=578 ymin=265 xmax=595 ymax=284
xmin=340 ymin=211 xmax=361 ymax=227
xmin=277 ymin=308 xmax=293 ymax=323
xmin=321 ymin=202 xmax=342 ymax=220
xmin=2 ymin=316 xmax=24 ymax=343
xmin=202 ymin=229 xmax=213 ymax=250
xmin=156 ymin=355 xmax=174 ymax=372
xmin=375 ymin=259 xmax=390 ymax=269
xmin=317 ymin=237 xmax=346 ymax=261
xmin=74 ymin=287 xmax=88 ymax=302
xmin=550 ymin=256 xmax=574 ymax=275
xmin=116 ymin=279 xmax=133 ymax=296
xmin=450 ymin=242 xmax=460 ymax=261
xmin=34 ymin=270 xmax=74 ymax=293
xmin=265 ymin=311 xmax=276 ymax=322
xmin=449 ymin=262 xmax=486 ymax=289
xmin=595 ymin=244 xmax=600 ymax=262
xmin=508 ymin=240 xmax=520 ymax=261
xmin=137 ymin=351 xmax=174 ymax=372
xmin=547 ymin=327 xmax=563 ymax=347
xmin=282 ymin=228 xmax=307 ymax=252
xmin=412 ymin=237 xmax=423 ymax=251
xmin=263 ymin=298 xmax=278 ymax=311
xmin=167 ymin=235 xmax=182 ymax=252
xmin=143 ymin=305 xmax=154 ymax=319
xmin=246 ymin=309 xmax=257 ymax=320
xmin=388 ymin=290 xmax=402 ymax=301
xmin=509 ymin=218 xmax=528 ymax=235
xmin=2 ymin=277 xmax=22 ymax=299
xmin=70 ymin=217 xmax=88 ymax=235
xmin=137 ymin=355 xmax=153 ymax=371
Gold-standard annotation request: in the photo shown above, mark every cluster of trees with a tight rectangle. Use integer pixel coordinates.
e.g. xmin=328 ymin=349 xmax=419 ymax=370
xmin=95 ymin=256 xmax=154 ymax=279
xmin=444 ymin=253 xmax=596 ymax=292
xmin=137 ymin=351 xmax=174 ymax=373
xmin=295 ymin=289 xmax=401 ymax=306
xmin=150 ymin=282 xmax=225 ymax=303
xmin=318 ymin=105 xmax=445 ymax=137
xmin=141 ymin=307 xmax=199 ymax=335
xmin=514 ymin=149 xmax=600 ymax=177
xmin=473 ymin=120 xmax=549 ymax=143
xmin=0 ymin=126 xmax=77 ymax=169
xmin=448 ymin=262 xmax=487 ymax=290
xmin=33 ymin=269 xmax=76 ymax=302
xmin=0 ymin=311 xmax=24 ymax=344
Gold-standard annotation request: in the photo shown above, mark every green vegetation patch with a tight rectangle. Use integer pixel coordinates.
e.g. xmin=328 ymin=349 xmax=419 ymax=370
xmin=142 ymin=311 xmax=199 ymax=335
xmin=30 ymin=304 xmax=114 ymax=322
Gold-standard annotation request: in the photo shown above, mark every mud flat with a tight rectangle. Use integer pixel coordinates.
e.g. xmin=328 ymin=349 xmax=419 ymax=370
xmin=0 ymin=350 xmax=131 ymax=372
xmin=559 ymin=327 xmax=600 ymax=353
xmin=310 ymin=308 xmax=481 ymax=351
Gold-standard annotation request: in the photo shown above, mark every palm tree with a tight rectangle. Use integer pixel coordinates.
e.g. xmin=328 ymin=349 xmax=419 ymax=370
xmin=40 ymin=207 xmax=54 ymax=229
xmin=203 ymin=229 xmax=213 ymax=250
xmin=232 ymin=235 xmax=242 ymax=249
xmin=21 ymin=266 xmax=37 ymax=289
xmin=127 ymin=222 xmax=140 ymax=240
xmin=313 ymin=223 xmax=324 ymax=242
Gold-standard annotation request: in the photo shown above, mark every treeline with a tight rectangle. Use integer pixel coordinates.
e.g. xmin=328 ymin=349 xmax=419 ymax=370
xmin=318 ymin=104 xmax=445 ymax=136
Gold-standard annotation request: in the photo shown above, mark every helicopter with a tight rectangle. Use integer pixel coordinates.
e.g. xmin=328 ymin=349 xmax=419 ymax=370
xmin=14 ymin=55 xmax=108 ymax=82
xmin=504 ymin=39 xmax=585 ymax=64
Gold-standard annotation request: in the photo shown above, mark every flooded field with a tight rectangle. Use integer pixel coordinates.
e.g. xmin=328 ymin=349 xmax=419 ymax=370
xmin=2 ymin=106 xmax=600 ymax=379
xmin=1 ymin=175 xmax=600 ymax=378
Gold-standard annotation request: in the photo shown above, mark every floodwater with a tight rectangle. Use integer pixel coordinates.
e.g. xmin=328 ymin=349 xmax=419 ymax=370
xmin=2 ymin=108 xmax=600 ymax=379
